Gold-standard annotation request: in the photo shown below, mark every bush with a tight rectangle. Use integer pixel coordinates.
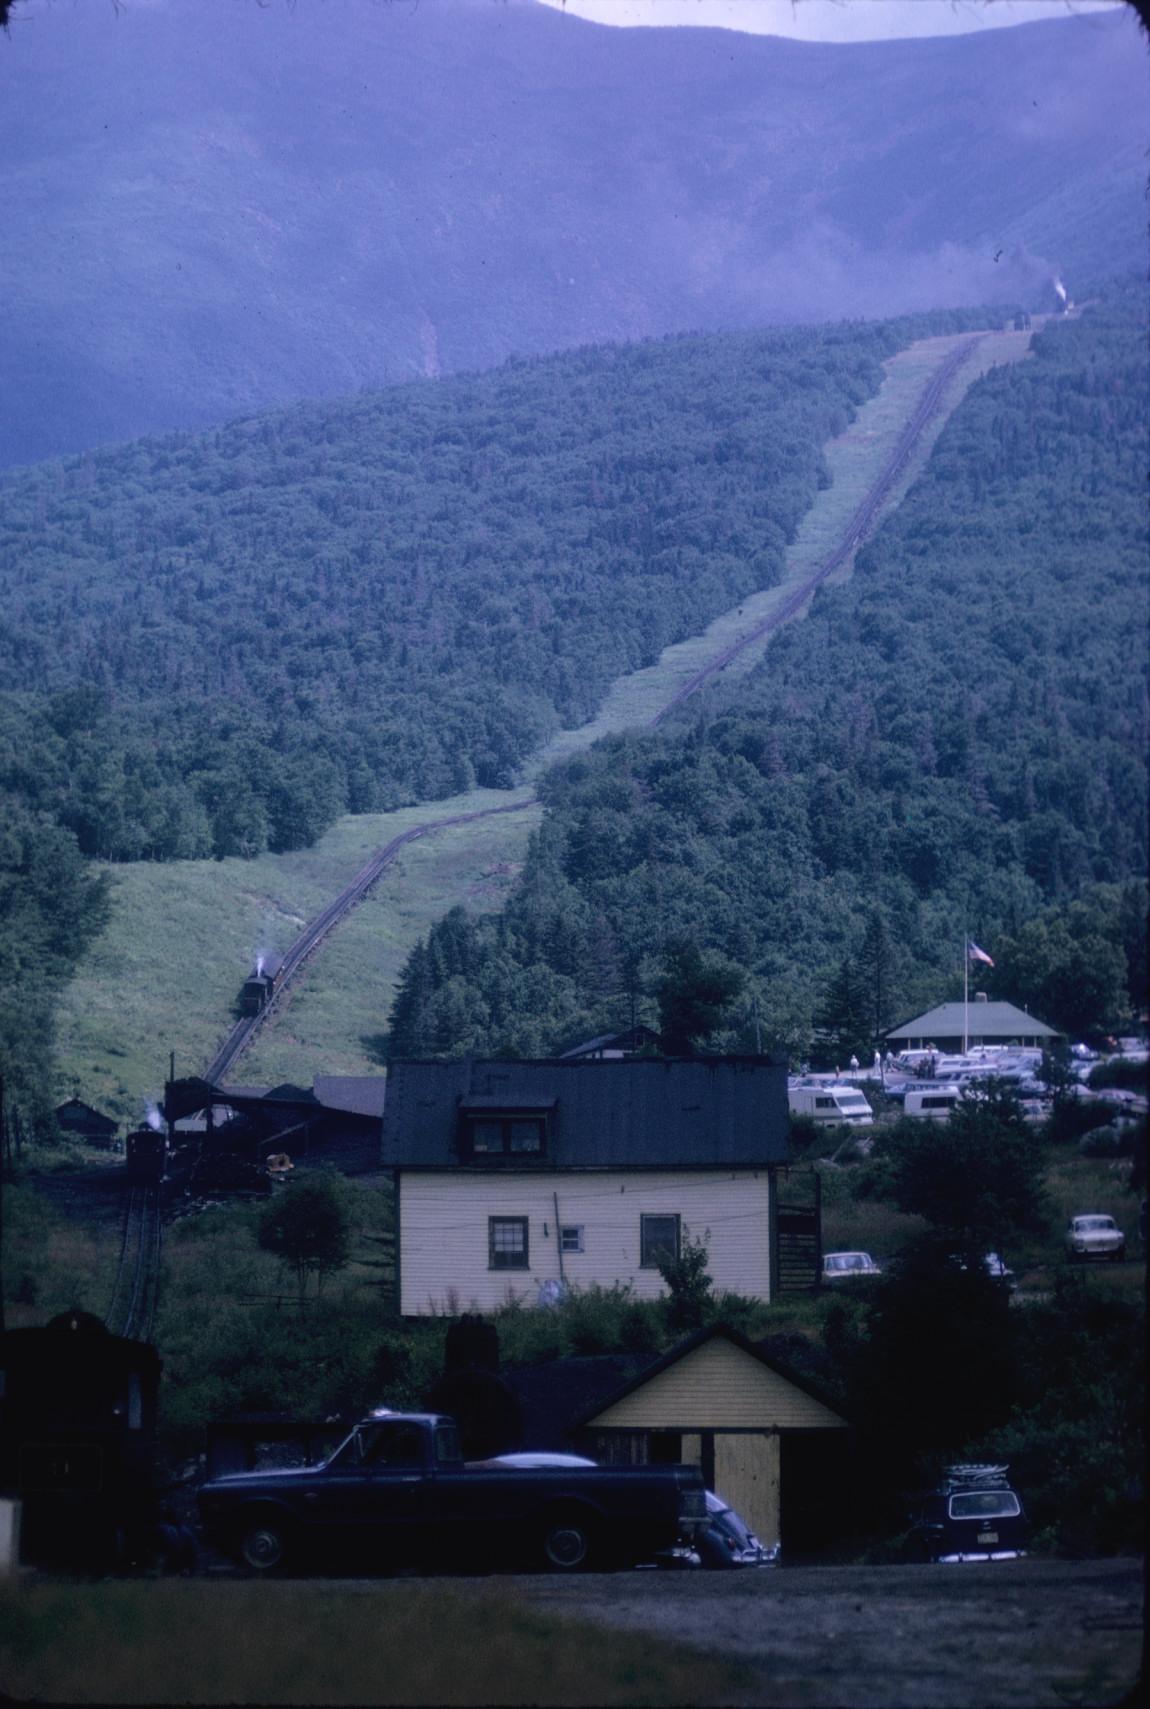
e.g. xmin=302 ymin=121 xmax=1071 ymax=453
xmin=1077 ymin=1123 xmax=1139 ymax=1160
xmin=1087 ymin=1058 xmax=1149 ymax=1093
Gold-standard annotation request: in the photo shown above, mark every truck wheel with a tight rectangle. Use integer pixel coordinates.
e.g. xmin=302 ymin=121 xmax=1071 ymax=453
xmin=540 ymin=1511 xmax=596 ymax=1572
xmin=236 ymin=1512 xmax=291 ymax=1574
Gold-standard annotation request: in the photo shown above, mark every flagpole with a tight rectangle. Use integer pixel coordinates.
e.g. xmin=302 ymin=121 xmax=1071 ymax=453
xmin=963 ymin=929 xmax=969 ymax=1054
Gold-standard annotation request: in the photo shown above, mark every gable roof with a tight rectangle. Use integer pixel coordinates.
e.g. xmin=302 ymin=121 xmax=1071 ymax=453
xmin=571 ymin=1323 xmax=849 ymax=1432
xmin=54 ymin=1098 xmax=118 ymax=1133
xmin=382 ymin=1057 xmax=789 ymax=1169
xmin=886 ymin=1001 xmax=1058 ymax=1041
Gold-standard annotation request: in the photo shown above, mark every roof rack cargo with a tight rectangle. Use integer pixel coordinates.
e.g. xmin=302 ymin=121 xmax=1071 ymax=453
xmin=941 ymin=1464 xmax=1012 ymax=1491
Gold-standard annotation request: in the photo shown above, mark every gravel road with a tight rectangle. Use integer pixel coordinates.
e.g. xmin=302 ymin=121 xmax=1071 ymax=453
xmin=307 ymin=1556 xmax=1142 ymax=1708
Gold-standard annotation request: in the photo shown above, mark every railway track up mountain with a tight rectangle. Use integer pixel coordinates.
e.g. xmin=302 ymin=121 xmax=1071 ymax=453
xmin=205 ymin=335 xmax=982 ymax=1082
xmin=106 ymin=1184 xmax=162 ymax=1341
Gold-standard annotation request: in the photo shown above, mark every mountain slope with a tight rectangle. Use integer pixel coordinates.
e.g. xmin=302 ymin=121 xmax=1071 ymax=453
xmin=0 ymin=0 xmax=1145 ymax=464
xmin=384 ymin=287 xmax=1150 ymax=1058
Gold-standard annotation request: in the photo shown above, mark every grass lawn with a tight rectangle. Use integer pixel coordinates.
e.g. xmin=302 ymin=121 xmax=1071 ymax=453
xmin=0 ymin=1579 xmax=758 ymax=1707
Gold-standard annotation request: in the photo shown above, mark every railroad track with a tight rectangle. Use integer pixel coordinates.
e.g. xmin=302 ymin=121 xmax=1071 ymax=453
xmin=205 ymin=336 xmax=982 ymax=1082
xmin=651 ymin=335 xmax=981 ymax=724
xmin=203 ymin=798 xmax=538 ymax=1082
xmin=106 ymin=1183 xmax=162 ymax=1341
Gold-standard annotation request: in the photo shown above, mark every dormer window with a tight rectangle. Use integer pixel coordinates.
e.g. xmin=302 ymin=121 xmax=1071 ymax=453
xmin=459 ymin=1097 xmax=554 ymax=1160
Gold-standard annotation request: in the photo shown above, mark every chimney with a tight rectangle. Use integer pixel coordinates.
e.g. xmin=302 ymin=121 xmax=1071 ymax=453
xmin=975 ymin=992 xmax=988 ymax=1003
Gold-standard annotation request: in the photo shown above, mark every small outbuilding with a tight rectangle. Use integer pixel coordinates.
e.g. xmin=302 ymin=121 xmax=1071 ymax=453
xmin=53 ymin=1098 xmax=118 ymax=1148
xmin=571 ymin=1324 xmax=851 ymax=1556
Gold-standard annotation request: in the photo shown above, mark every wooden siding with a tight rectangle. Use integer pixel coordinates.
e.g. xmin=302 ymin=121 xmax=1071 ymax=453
xmin=716 ymin=1432 xmax=780 ymax=1547
xmin=398 ymin=1171 xmax=773 ymax=1316
xmin=587 ymin=1336 xmax=847 ymax=1431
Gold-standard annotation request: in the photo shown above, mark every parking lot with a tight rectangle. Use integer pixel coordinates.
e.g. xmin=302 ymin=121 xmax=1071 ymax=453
xmin=331 ymin=1555 xmax=1142 ymax=1708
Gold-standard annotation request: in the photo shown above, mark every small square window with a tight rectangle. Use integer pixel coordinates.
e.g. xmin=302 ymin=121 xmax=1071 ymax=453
xmin=560 ymin=1225 xmax=584 ymax=1254
xmin=640 ymin=1214 xmax=680 ymax=1269
xmin=489 ymin=1216 xmax=529 ymax=1270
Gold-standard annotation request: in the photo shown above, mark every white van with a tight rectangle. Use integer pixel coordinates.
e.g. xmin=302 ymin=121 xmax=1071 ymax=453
xmin=788 ymin=1086 xmax=874 ymax=1126
xmin=903 ymin=1085 xmax=962 ymax=1121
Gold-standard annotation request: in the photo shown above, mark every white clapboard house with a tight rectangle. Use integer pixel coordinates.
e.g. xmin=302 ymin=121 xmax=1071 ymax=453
xmin=381 ymin=1057 xmax=792 ymax=1317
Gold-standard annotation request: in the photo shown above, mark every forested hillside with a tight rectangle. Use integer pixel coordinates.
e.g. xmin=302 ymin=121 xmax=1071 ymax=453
xmin=0 ymin=316 xmax=960 ymax=863
xmin=389 ymin=287 xmax=1149 ymax=1059
xmin=0 ymin=0 xmax=1144 ymax=464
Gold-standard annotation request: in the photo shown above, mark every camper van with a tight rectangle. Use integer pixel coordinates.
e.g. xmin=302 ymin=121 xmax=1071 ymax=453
xmin=788 ymin=1085 xmax=874 ymax=1126
xmin=903 ymin=1085 xmax=962 ymax=1121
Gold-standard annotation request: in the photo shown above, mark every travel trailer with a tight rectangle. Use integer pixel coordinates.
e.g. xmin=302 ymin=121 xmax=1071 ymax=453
xmin=788 ymin=1085 xmax=873 ymax=1126
xmin=903 ymin=1086 xmax=963 ymax=1121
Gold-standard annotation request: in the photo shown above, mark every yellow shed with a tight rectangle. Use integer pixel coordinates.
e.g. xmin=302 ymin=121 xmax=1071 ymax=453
xmin=576 ymin=1324 xmax=851 ymax=1553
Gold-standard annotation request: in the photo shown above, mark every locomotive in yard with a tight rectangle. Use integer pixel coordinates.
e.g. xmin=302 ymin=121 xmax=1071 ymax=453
xmin=124 ymin=1127 xmax=198 ymax=1194
xmin=0 ymin=1310 xmax=163 ymax=1569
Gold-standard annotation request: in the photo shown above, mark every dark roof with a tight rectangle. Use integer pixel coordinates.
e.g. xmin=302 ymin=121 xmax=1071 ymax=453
xmin=569 ymin=1324 xmax=850 ymax=1430
xmin=313 ymin=1076 xmax=388 ymax=1118
xmin=248 ymin=954 xmax=285 ymax=979
xmin=266 ymin=1082 xmax=319 ymax=1104
xmin=54 ymin=1098 xmax=117 ymax=1133
xmin=502 ymin=1353 xmax=653 ymax=1449
xmin=382 ymin=1057 xmax=790 ymax=1170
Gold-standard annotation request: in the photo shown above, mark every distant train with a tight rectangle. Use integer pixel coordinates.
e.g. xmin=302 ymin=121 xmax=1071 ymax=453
xmin=239 ymin=952 xmax=284 ymax=1016
xmin=0 ymin=1310 xmax=162 ymax=1568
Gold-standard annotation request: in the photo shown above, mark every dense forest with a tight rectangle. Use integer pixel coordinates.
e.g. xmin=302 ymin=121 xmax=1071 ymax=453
xmin=0 ymin=319 xmax=908 ymax=860
xmin=0 ymin=307 xmax=1017 ymax=866
xmin=389 ymin=286 xmax=1149 ymax=1060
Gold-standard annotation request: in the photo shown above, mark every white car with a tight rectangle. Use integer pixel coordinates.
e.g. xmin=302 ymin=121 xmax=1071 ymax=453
xmin=822 ymin=1251 xmax=882 ymax=1281
xmin=1065 ymin=1214 xmax=1126 ymax=1262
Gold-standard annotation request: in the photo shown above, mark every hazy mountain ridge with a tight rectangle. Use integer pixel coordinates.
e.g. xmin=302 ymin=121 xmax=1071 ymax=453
xmin=0 ymin=0 xmax=1144 ymax=464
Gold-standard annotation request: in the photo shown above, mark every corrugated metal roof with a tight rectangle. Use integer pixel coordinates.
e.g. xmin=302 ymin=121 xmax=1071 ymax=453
xmin=886 ymin=1001 xmax=1058 ymax=1040
xmin=383 ymin=1057 xmax=789 ymax=1169
xmin=313 ymin=1076 xmax=388 ymax=1118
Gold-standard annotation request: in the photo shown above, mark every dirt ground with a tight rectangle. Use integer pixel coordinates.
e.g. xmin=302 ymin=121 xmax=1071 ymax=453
xmin=325 ymin=1556 xmax=1143 ymax=1708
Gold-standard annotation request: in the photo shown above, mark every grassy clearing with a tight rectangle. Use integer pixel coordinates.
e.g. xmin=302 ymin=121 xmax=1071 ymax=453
xmin=54 ymin=323 xmax=1037 ymax=1112
xmin=0 ymin=1172 xmax=123 ymax=1330
xmin=54 ymin=790 xmax=538 ymax=1118
xmin=0 ymin=1579 xmax=758 ymax=1707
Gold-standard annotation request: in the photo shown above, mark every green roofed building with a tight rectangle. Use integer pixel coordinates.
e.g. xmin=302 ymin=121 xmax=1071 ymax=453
xmin=885 ymin=997 xmax=1060 ymax=1054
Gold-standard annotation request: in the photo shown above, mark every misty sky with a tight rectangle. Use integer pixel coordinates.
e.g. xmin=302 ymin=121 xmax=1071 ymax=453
xmin=536 ymin=0 xmax=1127 ymax=41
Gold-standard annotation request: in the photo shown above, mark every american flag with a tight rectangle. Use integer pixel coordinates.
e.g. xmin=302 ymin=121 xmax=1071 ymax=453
xmin=968 ymin=940 xmax=994 ymax=967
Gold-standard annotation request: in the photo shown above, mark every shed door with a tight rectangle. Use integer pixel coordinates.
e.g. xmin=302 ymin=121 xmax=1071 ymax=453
xmin=713 ymin=1432 xmax=779 ymax=1548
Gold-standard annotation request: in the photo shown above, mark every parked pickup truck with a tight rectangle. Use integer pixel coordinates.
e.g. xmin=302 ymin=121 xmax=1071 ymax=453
xmin=197 ymin=1410 xmax=707 ymax=1575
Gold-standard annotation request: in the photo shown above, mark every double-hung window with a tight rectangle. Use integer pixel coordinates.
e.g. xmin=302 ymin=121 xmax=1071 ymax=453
xmin=640 ymin=1213 xmax=681 ymax=1269
xmin=489 ymin=1216 xmax=529 ymax=1270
